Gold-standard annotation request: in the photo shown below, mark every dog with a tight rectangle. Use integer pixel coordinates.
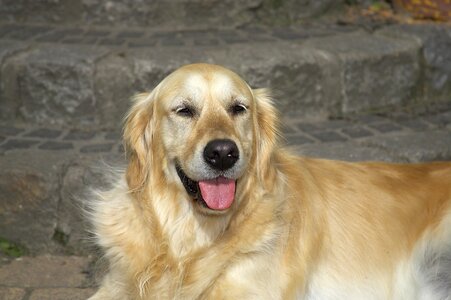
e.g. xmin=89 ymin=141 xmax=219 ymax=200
xmin=88 ymin=63 xmax=451 ymax=299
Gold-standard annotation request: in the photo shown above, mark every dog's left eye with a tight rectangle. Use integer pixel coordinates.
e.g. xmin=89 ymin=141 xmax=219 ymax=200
xmin=175 ymin=106 xmax=195 ymax=117
xmin=230 ymin=104 xmax=247 ymax=115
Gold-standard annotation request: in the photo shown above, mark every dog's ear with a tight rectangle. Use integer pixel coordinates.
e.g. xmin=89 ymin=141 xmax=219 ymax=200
xmin=253 ymin=88 xmax=279 ymax=184
xmin=123 ymin=92 xmax=156 ymax=192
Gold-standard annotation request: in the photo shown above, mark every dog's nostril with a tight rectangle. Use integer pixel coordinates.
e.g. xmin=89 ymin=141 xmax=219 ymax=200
xmin=203 ymin=139 xmax=239 ymax=171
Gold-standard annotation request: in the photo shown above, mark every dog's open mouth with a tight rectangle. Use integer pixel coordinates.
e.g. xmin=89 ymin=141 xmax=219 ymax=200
xmin=176 ymin=164 xmax=236 ymax=211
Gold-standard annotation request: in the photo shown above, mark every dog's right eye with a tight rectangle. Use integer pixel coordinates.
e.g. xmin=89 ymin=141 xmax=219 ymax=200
xmin=175 ymin=106 xmax=195 ymax=117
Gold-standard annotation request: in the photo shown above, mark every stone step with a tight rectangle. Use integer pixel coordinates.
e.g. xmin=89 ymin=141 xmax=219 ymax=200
xmin=1 ymin=22 xmax=450 ymax=129
xmin=0 ymin=109 xmax=450 ymax=256
xmin=0 ymin=0 xmax=344 ymax=30
xmin=0 ymin=255 xmax=96 ymax=300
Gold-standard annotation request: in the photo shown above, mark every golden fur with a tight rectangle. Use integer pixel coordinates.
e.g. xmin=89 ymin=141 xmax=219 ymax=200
xmin=89 ymin=64 xmax=451 ymax=299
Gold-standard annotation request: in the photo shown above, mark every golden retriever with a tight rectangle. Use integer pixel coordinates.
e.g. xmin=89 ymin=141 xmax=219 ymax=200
xmin=88 ymin=63 xmax=451 ymax=299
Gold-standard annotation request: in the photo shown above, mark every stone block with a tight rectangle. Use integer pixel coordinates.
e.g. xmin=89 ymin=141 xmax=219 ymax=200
xmin=378 ymin=24 xmax=451 ymax=106
xmin=57 ymin=155 xmax=124 ymax=255
xmin=0 ymin=171 xmax=58 ymax=253
xmin=285 ymin=134 xmax=315 ymax=146
xmin=15 ymin=45 xmax=110 ymax=127
xmin=0 ymin=151 xmax=71 ymax=253
xmin=0 ymin=41 xmax=29 ymax=121
xmin=0 ymin=0 xmax=82 ymax=23
xmin=305 ymin=31 xmax=421 ymax=114
xmin=256 ymin=0 xmax=343 ymax=26
xmin=359 ymin=130 xmax=451 ymax=163
xmin=81 ymin=0 xmax=343 ymax=29
xmin=82 ymin=0 xmax=256 ymax=29
xmin=129 ymin=41 xmax=341 ymax=119
xmin=0 ymin=255 xmax=91 ymax=288
xmin=1 ymin=139 xmax=39 ymax=151
xmin=295 ymin=141 xmax=399 ymax=162
xmin=0 ymin=287 xmax=26 ymax=300
xmin=94 ymin=54 xmax=134 ymax=129
xmin=0 ymin=0 xmax=344 ymax=29
xmin=29 ymin=288 xmax=96 ymax=300
xmin=212 ymin=43 xmax=342 ymax=119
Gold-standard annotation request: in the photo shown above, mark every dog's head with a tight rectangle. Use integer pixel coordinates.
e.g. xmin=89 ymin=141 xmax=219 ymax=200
xmin=124 ymin=64 xmax=278 ymax=216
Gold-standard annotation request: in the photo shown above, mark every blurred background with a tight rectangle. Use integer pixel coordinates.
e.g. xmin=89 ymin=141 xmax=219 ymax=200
xmin=0 ymin=1 xmax=450 ymax=299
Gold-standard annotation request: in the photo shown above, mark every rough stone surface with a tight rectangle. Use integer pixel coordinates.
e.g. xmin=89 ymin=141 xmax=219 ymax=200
xmin=0 ymin=255 xmax=91 ymax=287
xmin=310 ymin=131 xmax=347 ymax=142
xmin=0 ymin=287 xmax=26 ymax=300
xmin=128 ymin=42 xmax=341 ymax=118
xmin=57 ymin=156 xmax=122 ymax=254
xmin=368 ymin=122 xmax=403 ymax=133
xmin=25 ymin=128 xmax=62 ymax=139
xmin=0 ymin=0 xmax=344 ymax=29
xmin=84 ymin=0 xmax=262 ymax=29
xmin=0 ymin=0 xmax=82 ymax=23
xmin=94 ymin=54 xmax=134 ymax=129
xmin=360 ymin=131 xmax=451 ymax=162
xmin=0 ymin=171 xmax=58 ymax=253
xmin=1 ymin=139 xmax=38 ymax=151
xmin=230 ymin=44 xmax=341 ymax=118
xmin=341 ymin=126 xmax=374 ymax=138
xmin=0 ymin=152 xmax=68 ymax=253
xmin=423 ymin=110 xmax=451 ymax=127
xmin=0 ymin=22 xmax=449 ymax=127
xmin=0 ymin=41 xmax=29 ymax=121
xmin=255 ymin=0 xmax=343 ymax=26
xmin=0 ymin=125 xmax=24 ymax=136
xmin=63 ymin=130 xmax=96 ymax=140
xmin=305 ymin=31 xmax=421 ymax=114
xmin=15 ymin=45 xmax=110 ymax=127
xmin=80 ymin=143 xmax=114 ymax=153
xmin=378 ymin=24 xmax=451 ymax=105
xmin=295 ymin=141 xmax=398 ymax=162
xmin=29 ymin=288 xmax=95 ymax=300
xmin=39 ymin=141 xmax=74 ymax=150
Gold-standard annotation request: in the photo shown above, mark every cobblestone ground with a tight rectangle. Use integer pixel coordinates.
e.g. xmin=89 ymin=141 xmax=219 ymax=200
xmin=1 ymin=107 xmax=450 ymax=161
xmin=1 ymin=106 xmax=451 ymax=299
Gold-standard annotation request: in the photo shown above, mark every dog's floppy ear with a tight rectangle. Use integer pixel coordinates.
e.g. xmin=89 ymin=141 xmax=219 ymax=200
xmin=253 ymin=88 xmax=279 ymax=184
xmin=123 ymin=92 xmax=156 ymax=192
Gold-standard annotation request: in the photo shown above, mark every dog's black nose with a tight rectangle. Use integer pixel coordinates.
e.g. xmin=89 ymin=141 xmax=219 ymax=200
xmin=203 ymin=139 xmax=239 ymax=171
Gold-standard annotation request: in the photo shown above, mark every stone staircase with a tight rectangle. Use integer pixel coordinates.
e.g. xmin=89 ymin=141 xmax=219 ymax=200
xmin=0 ymin=0 xmax=344 ymax=30
xmin=1 ymin=21 xmax=451 ymax=129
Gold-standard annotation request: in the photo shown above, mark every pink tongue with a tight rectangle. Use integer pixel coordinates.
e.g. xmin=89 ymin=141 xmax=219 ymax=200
xmin=198 ymin=177 xmax=236 ymax=210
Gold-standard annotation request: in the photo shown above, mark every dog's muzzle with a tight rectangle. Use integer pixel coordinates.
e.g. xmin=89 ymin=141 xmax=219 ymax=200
xmin=175 ymin=139 xmax=239 ymax=211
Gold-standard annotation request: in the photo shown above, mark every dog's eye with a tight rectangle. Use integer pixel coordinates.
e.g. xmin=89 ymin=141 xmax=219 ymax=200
xmin=175 ymin=106 xmax=195 ymax=117
xmin=230 ymin=104 xmax=247 ymax=115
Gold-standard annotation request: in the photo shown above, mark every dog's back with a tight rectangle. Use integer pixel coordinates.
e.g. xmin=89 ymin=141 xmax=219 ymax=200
xmin=289 ymin=158 xmax=451 ymax=299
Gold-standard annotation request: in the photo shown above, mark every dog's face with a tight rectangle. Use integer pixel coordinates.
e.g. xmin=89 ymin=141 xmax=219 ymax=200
xmin=158 ymin=65 xmax=255 ymax=214
xmin=124 ymin=64 xmax=277 ymax=216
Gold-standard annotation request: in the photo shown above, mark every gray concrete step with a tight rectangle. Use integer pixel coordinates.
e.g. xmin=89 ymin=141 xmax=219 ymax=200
xmin=0 ymin=109 xmax=450 ymax=257
xmin=0 ymin=255 xmax=96 ymax=300
xmin=1 ymin=22 xmax=450 ymax=129
xmin=0 ymin=0 xmax=345 ymax=30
